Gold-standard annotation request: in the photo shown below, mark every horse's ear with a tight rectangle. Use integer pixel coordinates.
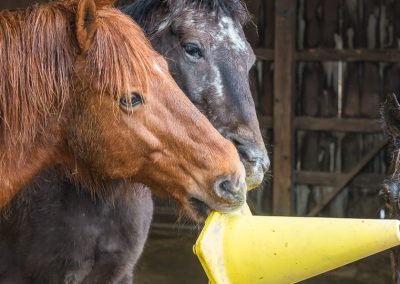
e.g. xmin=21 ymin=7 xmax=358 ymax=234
xmin=76 ymin=0 xmax=98 ymax=52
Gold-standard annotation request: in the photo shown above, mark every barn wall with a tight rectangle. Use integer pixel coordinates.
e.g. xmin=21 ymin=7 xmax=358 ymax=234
xmin=246 ymin=0 xmax=400 ymax=217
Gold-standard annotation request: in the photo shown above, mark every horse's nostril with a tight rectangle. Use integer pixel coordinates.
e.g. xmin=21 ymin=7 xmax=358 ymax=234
xmin=214 ymin=177 xmax=242 ymax=200
xmin=221 ymin=180 xmax=234 ymax=192
xmin=238 ymin=147 xmax=270 ymax=172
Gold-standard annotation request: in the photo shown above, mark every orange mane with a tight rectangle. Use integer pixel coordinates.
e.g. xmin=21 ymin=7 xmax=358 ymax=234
xmin=0 ymin=0 xmax=157 ymax=155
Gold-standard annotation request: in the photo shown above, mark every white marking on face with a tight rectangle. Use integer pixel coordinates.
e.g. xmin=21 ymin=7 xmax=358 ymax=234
xmin=212 ymin=66 xmax=223 ymax=97
xmin=216 ymin=16 xmax=247 ymax=53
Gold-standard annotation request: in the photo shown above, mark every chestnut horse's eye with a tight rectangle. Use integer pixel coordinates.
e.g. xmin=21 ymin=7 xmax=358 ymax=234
xmin=119 ymin=92 xmax=143 ymax=110
xmin=183 ymin=43 xmax=203 ymax=60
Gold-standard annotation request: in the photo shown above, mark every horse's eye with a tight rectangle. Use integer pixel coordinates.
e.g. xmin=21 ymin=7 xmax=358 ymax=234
xmin=183 ymin=43 xmax=203 ymax=60
xmin=119 ymin=92 xmax=143 ymax=110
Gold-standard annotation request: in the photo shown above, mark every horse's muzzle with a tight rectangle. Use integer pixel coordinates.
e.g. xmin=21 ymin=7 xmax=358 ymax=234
xmin=223 ymin=132 xmax=270 ymax=189
xmin=238 ymin=145 xmax=270 ymax=189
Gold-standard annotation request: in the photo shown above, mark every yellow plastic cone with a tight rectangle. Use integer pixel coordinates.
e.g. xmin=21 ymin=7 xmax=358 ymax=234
xmin=194 ymin=204 xmax=400 ymax=284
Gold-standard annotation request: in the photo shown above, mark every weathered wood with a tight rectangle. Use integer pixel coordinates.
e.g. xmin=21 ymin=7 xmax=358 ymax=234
xmin=296 ymin=49 xmax=400 ymax=62
xmin=254 ymin=48 xmax=274 ymax=61
xmin=258 ymin=116 xmax=381 ymax=133
xmin=263 ymin=0 xmax=275 ymax=49
xmin=258 ymin=115 xmax=273 ymax=128
xmin=295 ymin=171 xmax=385 ymax=188
xmin=304 ymin=0 xmax=322 ymax=48
xmin=296 ymin=117 xmax=381 ymax=132
xmin=307 ymin=139 xmax=388 ymax=216
xmin=272 ymin=0 xmax=296 ymax=216
xmin=255 ymin=48 xmax=400 ymax=62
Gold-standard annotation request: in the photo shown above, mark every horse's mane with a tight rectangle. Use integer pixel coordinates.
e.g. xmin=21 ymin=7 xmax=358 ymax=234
xmin=0 ymin=0 xmax=156 ymax=152
xmin=120 ymin=0 xmax=250 ymax=36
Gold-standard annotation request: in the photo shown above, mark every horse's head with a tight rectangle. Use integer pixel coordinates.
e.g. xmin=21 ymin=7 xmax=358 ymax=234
xmin=380 ymin=93 xmax=400 ymax=283
xmin=381 ymin=94 xmax=400 ymax=217
xmin=123 ymin=0 xmax=270 ymax=189
xmin=382 ymin=93 xmax=400 ymax=139
xmin=65 ymin=0 xmax=247 ymax=221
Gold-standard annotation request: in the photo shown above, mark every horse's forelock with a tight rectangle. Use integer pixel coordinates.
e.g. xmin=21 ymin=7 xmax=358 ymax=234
xmin=0 ymin=3 xmax=76 ymax=149
xmin=85 ymin=7 xmax=159 ymax=96
xmin=121 ymin=0 xmax=250 ymax=36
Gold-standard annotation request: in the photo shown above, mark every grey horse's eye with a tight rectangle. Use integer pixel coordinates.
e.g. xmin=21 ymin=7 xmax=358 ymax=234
xmin=183 ymin=43 xmax=203 ymax=60
xmin=119 ymin=92 xmax=143 ymax=110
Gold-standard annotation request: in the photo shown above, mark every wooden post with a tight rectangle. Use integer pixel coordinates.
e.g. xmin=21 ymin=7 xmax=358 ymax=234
xmin=272 ymin=0 xmax=296 ymax=215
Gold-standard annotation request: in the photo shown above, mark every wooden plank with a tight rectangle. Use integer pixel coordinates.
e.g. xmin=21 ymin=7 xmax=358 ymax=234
xmin=272 ymin=0 xmax=296 ymax=216
xmin=295 ymin=171 xmax=385 ymax=187
xmin=296 ymin=48 xmax=400 ymax=62
xmin=295 ymin=117 xmax=382 ymax=132
xmin=254 ymin=48 xmax=274 ymax=61
xmin=263 ymin=0 xmax=275 ymax=49
xmin=254 ymin=48 xmax=400 ymax=62
xmin=257 ymin=115 xmax=273 ymax=129
xmin=258 ymin=116 xmax=382 ymax=133
xmin=307 ymin=139 xmax=388 ymax=216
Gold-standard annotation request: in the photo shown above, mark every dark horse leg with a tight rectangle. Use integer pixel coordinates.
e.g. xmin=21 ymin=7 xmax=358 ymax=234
xmin=0 ymin=169 xmax=153 ymax=284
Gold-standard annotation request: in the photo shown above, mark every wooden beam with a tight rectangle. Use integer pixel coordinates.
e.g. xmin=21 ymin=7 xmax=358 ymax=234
xmin=295 ymin=171 xmax=385 ymax=188
xmin=307 ymin=139 xmax=388 ymax=216
xmin=254 ymin=48 xmax=400 ymax=62
xmin=254 ymin=48 xmax=274 ymax=61
xmin=272 ymin=0 xmax=296 ymax=216
xmin=295 ymin=117 xmax=382 ymax=132
xmin=258 ymin=116 xmax=382 ymax=133
xmin=296 ymin=48 xmax=400 ymax=62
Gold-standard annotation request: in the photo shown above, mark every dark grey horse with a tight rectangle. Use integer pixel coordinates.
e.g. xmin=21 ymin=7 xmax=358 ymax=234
xmin=0 ymin=0 xmax=269 ymax=283
xmin=381 ymin=93 xmax=400 ymax=284
xmin=123 ymin=0 xmax=269 ymax=186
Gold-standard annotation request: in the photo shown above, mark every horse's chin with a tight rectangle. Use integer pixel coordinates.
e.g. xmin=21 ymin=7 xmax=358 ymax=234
xmin=186 ymin=197 xmax=211 ymax=222
xmin=245 ymin=172 xmax=264 ymax=190
xmin=183 ymin=195 xmax=246 ymax=223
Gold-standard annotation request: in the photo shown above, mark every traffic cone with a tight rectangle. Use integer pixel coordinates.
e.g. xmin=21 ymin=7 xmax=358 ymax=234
xmin=194 ymin=204 xmax=400 ymax=284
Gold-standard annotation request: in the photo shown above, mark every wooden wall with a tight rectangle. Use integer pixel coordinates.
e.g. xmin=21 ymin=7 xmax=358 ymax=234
xmin=246 ymin=0 xmax=400 ymax=217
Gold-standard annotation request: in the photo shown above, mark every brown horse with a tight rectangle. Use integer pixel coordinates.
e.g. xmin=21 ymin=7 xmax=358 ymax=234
xmin=0 ymin=0 xmax=246 ymax=216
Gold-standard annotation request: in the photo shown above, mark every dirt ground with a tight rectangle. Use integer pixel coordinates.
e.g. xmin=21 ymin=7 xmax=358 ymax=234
xmin=134 ymin=229 xmax=393 ymax=284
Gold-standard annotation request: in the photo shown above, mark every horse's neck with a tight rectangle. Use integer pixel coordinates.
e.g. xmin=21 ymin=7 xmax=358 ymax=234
xmin=0 ymin=142 xmax=59 ymax=207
